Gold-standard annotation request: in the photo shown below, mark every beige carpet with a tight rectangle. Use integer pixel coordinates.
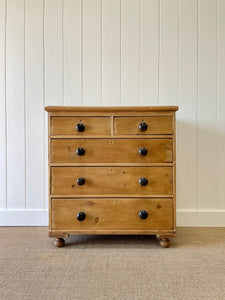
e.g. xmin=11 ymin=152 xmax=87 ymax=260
xmin=0 ymin=228 xmax=225 ymax=300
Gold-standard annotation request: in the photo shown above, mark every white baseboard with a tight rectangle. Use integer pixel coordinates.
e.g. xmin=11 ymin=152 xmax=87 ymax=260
xmin=0 ymin=209 xmax=48 ymax=226
xmin=1 ymin=209 xmax=225 ymax=227
xmin=177 ymin=210 xmax=225 ymax=227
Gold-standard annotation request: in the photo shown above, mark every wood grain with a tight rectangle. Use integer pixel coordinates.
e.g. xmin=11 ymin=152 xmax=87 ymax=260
xmin=51 ymin=116 xmax=110 ymax=135
xmin=114 ymin=116 xmax=173 ymax=135
xmin=45 ymin=106 xmax=179 ymax=112
xmin=51 ymin=138 xmax=173 ymax=163
xmin=51 ymin=166 xmax=173 ymax=195
xmin=51 ymin=198 xmax=173 ymax=231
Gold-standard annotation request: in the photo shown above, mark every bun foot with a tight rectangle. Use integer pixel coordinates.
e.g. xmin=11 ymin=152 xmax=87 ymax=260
xmin=54 ymin=238 xmax=65 ymax=248
xmin=158 ymin=238 xmax=170 ymax=248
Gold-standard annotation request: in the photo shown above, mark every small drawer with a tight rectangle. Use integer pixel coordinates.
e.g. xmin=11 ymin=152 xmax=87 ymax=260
xmin=51 ymin=198 xmax=173 ymax=230
xmin=51 ymin=116 xmax=110 ymax=135
xmin=114 ymin=116 xmax=173 ymax=135
xmin=51 ymin=166 xmax=173 ymax=196
xmin=51 ymin=138 xmax=173 ymax=163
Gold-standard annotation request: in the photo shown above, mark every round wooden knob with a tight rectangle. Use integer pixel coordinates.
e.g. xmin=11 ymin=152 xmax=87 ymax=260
xmin=139 ymin=122 xmax=148 ymax=132
xmin=77 ymin=212 xmax=86 ymax=221
xmin=139 ymin=210 xmax=148 ymax=220
xmin=139 ymin=177 xmax=148 ymax=186
xmin=76 ymin=147 xmax=85 ymax=156
xmin=139 ymin=147 xmax=148 ymax=156
xmin=76 ymin=123 xmax=85 ymax=132
xmin=77 ymin=177 xmax=85 ymax=185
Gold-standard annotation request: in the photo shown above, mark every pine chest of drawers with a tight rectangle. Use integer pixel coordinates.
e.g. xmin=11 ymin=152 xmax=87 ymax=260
xmin=45 ymin=106 xmax=178 ymax=248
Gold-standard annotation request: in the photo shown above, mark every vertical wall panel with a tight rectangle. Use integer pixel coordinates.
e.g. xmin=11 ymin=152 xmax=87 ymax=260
xmin=121 ymin=0 xmax=140 ymax=105
xmin=44 ymin=0 xmax=63 ymax=208
xmin=177 ymin=0 xmax=198 ymax=210
xmin=63 ymin=0 xmax=82 ymax=105
xmin=6 ymin=0 xmax=25 ymax=209
xmin=217 ymin=0 xmax=225 ymax=210
xmin=159 ymin=0 xmax=178 ymax=105
xmin=44 ymin=0 xmax=63 ymax=106
xmin=83 ymin=0 xmax=101 ymax=105
xmin=25 ymin=0 xmax=44 ymax=209
xmin=0 ymin=0 xmax=6 ymax=209
xmin=140 ymin=0 xmax=159 ymax=106
xmin=102 ymin=0 xmax=120 ymax=106
xmin=197 ymin=0 xmax=217 ymax=210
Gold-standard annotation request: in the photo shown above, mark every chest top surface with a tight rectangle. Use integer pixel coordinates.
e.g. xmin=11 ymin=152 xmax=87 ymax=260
xmin=45 ymin=106 xmax=178 ymax=112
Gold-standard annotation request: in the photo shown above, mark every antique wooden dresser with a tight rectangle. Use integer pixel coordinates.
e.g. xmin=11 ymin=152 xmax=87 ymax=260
xmin=45 ymin=106 xmax=178 ymax=248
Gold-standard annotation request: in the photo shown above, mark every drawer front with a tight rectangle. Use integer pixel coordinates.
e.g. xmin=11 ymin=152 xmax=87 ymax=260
xmin=51 ymin=138 xmax=173 ymax=163
xmin=51 ymin=198 xmax=173 ymax=230
xmin=114 ymin=116 xmax=173 ymax=135
xmin=51 ymin=117 xmax=110 ymax=135
xmin=51 ymin=166 xmax=173 ymax=195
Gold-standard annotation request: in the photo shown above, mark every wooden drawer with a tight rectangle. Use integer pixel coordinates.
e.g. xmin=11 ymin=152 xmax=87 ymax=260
xmin=51 ymin=198 xmax=173 ymax=230
xmin=51 ymin=138 xmax=173 ymax=163
xmin=51 ymin=116 xmax=110 ymax=135
xmin=51 ymin=166 xmax=173 ymax=195
xmin=114 ymin=116 xmax=173 ymax=135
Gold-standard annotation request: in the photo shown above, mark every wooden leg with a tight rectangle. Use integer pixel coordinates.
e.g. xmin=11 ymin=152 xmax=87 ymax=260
xmin=54 ymin=238 xmax=65 ymax=248
xmin=158 ymin=238 xmax=170 ymax=248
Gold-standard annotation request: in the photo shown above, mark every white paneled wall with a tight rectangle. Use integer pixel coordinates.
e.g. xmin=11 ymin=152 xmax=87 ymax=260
xmin=0 ymin=0 xmax=225 ymax=226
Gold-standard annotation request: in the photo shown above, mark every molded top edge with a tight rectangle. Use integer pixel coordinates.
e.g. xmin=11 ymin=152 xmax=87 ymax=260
xmin=44 ymin=106 xmax=179 ymax=112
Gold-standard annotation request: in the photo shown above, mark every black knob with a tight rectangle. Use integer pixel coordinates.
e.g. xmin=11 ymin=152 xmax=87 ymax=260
xmin=77 ymin=212 xmax=86 ymax=221
xmin=139 ymin=147 xmax=148 ymax=156
xmin=139 ymin=177 xmax=148 ymax=186
xmin=77 ymin=177 xmax=85 ymax=185
xmin=139 ymin=210 xmax=148 ymax=220
xmin=139 ymin=122 xmax=148 ymax=132
xmin=76 ymin=123 xmax=85 ymax=132
xmin=76 ymin=147 xmax=85 ymax=156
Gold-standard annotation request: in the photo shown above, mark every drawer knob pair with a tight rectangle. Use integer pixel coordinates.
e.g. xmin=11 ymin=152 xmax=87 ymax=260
xmin=76 ymin=123 xmax=85 ymax=132
xmin=77 ymin=147 xmax=147 ymax=157
xmin=77 ymin=177 xmax=148 ymax=186
xmin=139 ymin=122 xmax=148 ymax=132
xmin=77 ymin=211 xmax=148 ymax=221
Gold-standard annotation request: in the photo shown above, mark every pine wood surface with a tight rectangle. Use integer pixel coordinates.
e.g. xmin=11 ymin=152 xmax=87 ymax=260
xmin=51 ymin=138 xmax=173 ymax=163
xmin=45 ymin=106 xmax=179 ymax=112
xmin=46 ymin=106 xmax=178 ymax=247
xmin=51 ymin=166 xmax=173 ymax=196
xmin=51 ymin=116 xmax=110 ymax=135
xmin=114 ymin=116 xmax=173 ymax=135
xmin=51 ymin=198 xmax=173 ymax=231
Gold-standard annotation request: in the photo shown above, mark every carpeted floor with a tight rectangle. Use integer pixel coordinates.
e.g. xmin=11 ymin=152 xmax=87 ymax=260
xmin=0 ymin=228 xmax=225 ymax=300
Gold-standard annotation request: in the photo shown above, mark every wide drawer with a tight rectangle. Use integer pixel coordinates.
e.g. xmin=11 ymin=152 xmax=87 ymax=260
xmin=51 ymin=138 xmax=173 ymax=163
xmin=51 ymin=116 xmax=110 ymax=135
xmin=114 ymin=116 xmax=173 ymax=135
xmin=51 ymin=166 xmax=173 ymax=195
xmin=51 ymin=198 xmax=173 ymax=230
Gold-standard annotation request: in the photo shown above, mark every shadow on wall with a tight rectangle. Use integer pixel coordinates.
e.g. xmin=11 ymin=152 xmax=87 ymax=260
xmin=176 ymin=118 xmax=225 ymax=211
